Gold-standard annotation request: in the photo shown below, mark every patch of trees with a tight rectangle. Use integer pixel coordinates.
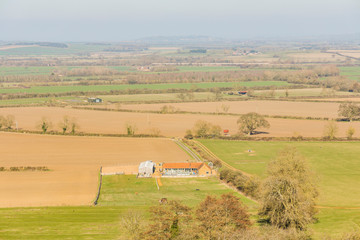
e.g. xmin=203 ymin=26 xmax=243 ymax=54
xmin=0 ymin=115 xmax=15 ymax=129
xmin=13 ymin=42 xmax=68 ymax=48
xmin=36 ymin=116 xmax=79 ymax=134
xmin=123 ymin=193 xmax=251 ymax=240
xmin=189 ymin=49 xmax=207 ymax=53
xmin=338 ymin=102 xmax=360 ymax=121
xmin=220 ymin=168 xmax=260 ymax=199
xmin=186 ymin=120 xmax=222 ymax=138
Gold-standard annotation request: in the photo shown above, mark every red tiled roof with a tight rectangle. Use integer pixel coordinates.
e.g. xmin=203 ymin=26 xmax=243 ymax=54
xmin=162 ymin=162 xmax=204 ymax=169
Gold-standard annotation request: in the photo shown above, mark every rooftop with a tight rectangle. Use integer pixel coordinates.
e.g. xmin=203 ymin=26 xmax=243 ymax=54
xmin=162 ymin=162 xmax=204 ymax=169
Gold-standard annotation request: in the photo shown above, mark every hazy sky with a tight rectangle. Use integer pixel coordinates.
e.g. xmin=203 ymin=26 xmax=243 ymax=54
xmin=0 ymin=0 xmax=359 ymax=41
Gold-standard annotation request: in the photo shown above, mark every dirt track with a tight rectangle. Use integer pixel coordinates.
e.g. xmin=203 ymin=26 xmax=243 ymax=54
xmin=1 ymin=106 xmax=359 ymax=138
xmin=0 ymin=133 xmax=189 ymax=207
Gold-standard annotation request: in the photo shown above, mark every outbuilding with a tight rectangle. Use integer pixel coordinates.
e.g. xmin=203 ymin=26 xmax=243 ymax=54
xmin=87 ymin=97 xmax=103 ymax=103
xmin=138 ymin=160 xmax=155 ymax=177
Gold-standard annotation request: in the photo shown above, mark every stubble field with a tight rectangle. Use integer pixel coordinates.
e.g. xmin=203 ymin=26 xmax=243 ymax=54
xmin=0 ymin=133 xmax=189 ymax=207
xmin=1 ymin=107 xmax=360 ymax=138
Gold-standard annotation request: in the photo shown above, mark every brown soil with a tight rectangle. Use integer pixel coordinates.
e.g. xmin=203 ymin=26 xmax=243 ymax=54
xmin=117 ymin=100 xmax=341 ymax=118
xmin=0 ymin=132 xmax=189 ymax=207
xmin=1 ymin=107 xmax=360 ymax=138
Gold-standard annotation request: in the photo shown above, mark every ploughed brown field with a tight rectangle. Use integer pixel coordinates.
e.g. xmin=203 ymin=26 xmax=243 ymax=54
xmin=110 ymin=100 xmax=342 ymax=118
xmin=1 ymin=107 xmax=360 ymax=138
xmin=0 ymin=133 xmax=189 ymax=207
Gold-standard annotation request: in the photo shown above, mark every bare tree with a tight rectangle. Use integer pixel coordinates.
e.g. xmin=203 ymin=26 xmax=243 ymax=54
xmin=237 ymin=112 xmax=270 ymax=135
xmin=259 ymin=147 xmax=318 ymax=230
xmin=196 ymin=193 xmax=251 ymax=239
xmin=37 ymin=117 xmax=52 ymax=134
xmin=3 ymin=115 xmax=15 ymax=129
xmin=58 ymin=115 xmax=70 ymax=134
xmin=323 ymin=121 xmax=338 ymax=140
xmin=346 ymin=126 xmax=356 ymax=140
xmin=125 ymin=122 xmax=137 ymax=136
xmin=338 ymin=103 xmax=360 ymax=122
xmin=70 ymin=118 xmax=79 ymax=135
xmin=120 ymin=211 xmax=145 ymax=240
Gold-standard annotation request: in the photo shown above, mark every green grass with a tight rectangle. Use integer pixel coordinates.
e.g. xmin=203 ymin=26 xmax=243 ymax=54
xmin=339 ymin=66 xmax=360 ymax=81
xmin=0 ymin=81 xmax=290 ymax=94
xmin=311 ymin=208 xmax=360 ymax=239
xmin=0 ymin=175 xmax=255 ymax=240
xmin=253 ymin=88 xmax=358 ymax=98
xmin=0 ymin=206 xmax=124 ymax=240
xmin=0 ymin=66 xmax=132 ymax=76
xmin=199 ymin=140 xmax=360 ymax=207
xmin=98 ymin=175 xmax=256 ymax=208
xmin=199 ymin=139 xmax=360 ymax=238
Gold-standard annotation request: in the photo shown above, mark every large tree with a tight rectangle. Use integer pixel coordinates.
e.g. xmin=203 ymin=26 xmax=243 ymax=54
xmin=258 ymin=147 xmax=318 ymax=230
xmin=237 ymin=112 xmax=270 ymax=135
xmin=196 ymin=193 xmax=251 ymax=239
xmin=338 ymin=102 xmax=360 ymax=122
xmin=144 ymin=200 xmax=192 ymax=240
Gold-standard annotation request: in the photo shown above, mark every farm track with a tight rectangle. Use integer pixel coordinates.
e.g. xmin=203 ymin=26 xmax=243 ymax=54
xmin=192 ymin=140 xmax=252 ymax=177
xmin=173 ymin=139 xmax=202 ymax=162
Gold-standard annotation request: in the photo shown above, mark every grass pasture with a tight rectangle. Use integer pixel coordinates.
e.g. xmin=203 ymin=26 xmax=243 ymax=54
xmin=339 ymin=66 xmax=360 ymax=81
xmin=199 ymin=139 xmax=360 ymax=237
xmin=99 ymin=175 xmax=256 ymax=208
xmin=0 ymin=175 xmax=254 ymax=240
xmin=0 ymin=81 xmax=290 ymax=94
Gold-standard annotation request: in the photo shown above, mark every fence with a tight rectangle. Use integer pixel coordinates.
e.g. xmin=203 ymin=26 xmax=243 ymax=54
xmin=93 ymin=166 xmax=103 ymax=206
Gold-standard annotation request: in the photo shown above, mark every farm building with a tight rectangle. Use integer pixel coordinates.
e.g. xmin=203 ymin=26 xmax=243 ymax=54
xmin=138 ymin=160 xmax=155 ymax=177
xmin=87 ymin=97 xmax=102 ymax=103
xmin=156 ymin=162 xmax=215 ymax=177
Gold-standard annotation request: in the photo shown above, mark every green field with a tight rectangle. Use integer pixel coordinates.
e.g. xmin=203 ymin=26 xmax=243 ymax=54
xmin=0 ymin=81 xmax=290 ymax=94
xmin=339 ymin=66 xmax=360 ymax=81
xmin=0 ymin=175 xmax=254 ymax=240
xmin=0 ymin=66 xmax=131 ymax=76
xmin=99 ymin=175 xmax=255 ymax=208
xmin=199 ymin=139 xmax=360 ymax=237
xmin=0 ymin=44 xmax=107 ymax=56
xmin=253 ymin=88 xmax=358 ymax=98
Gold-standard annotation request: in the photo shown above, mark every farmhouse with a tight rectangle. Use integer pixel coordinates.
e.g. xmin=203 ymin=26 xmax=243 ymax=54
xmin=87 ymin=97 xmax=102 ymax=103
xmin=157 ymin=162 xmax=215 ymax=177
xmin=137 ymin=161 xmax=215 ymax=177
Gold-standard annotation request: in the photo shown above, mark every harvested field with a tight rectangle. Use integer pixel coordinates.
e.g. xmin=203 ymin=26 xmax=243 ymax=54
xmin=309 ymin=98 xmax=360 ymax=102
xmin=0 ymin=133 xmax=189 ymax=207
xmin=118 ymin=100 xmax=341 ymax=118
xmin=1 ymin=107 xmax=360 ymax=138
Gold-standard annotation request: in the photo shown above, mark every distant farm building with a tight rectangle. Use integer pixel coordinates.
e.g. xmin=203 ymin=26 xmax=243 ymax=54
xmin=138 ymin=160 xmax=155 ymax=177
xmin=88 ymin=97 xmax=102 ymax=103
xmin=137 ymin=161 xmax=215 ymax=177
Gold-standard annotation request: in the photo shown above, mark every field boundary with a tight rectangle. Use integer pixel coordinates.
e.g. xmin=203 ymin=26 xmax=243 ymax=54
xmin=173 ymin=139 xmax=202 ymax=161
xmin=93 ymin=166 xmax=103 ymax=206
xmin=192 ymin=140 xmax=252 ymax=177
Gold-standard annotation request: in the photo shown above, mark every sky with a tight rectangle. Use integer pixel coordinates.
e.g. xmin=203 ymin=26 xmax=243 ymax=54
xmin=0 ymin=0 xmax=359 ymax=42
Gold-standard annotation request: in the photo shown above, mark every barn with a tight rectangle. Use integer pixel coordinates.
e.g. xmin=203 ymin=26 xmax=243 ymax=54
xmin=158 ymin=162 xmax=214 ymax=176
xmin=138 ymin=160 xmax=155 ymax=177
